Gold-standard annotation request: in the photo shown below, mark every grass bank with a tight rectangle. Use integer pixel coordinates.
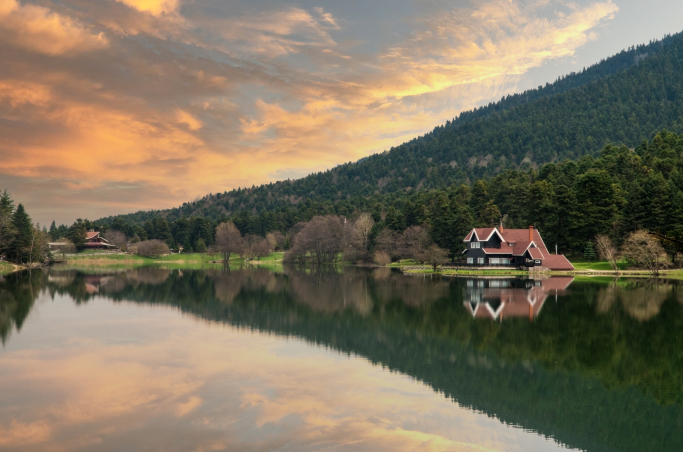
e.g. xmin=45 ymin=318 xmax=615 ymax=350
xmin=0 ymin=261 xmax=16 ymax=275
xmin=52 ymin=251 xmax=286 ymax=270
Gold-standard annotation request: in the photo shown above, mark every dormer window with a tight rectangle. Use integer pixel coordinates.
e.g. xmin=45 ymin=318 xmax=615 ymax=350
xmin=471 ymin=242 xmax=481 ymax=249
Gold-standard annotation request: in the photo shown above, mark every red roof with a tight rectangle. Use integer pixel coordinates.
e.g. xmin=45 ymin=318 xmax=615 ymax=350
xmin=464 ymin=228 xmax=501 ymax=242
xmin=86 ymin=231 xmax=99 ymax=239
xmin=483 ymin=244 xmax=514 ymax=254
xmin=541 ymin=255 xmax=575 ymax=271
xmin=501 ymin=229 xmax=550 ymax=255
xmin=528 ymin=247 xmax=544 ymax=259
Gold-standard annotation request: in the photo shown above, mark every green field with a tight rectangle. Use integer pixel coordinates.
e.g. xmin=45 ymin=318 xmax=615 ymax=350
xmin=0 ymin=261 xmax=14 ymax=275
xmin=52 ymin=251 xmax=285 ymax=270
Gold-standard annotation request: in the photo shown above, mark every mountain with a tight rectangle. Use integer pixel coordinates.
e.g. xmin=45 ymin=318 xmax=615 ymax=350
xmin=98 ymin=31 xmax=683 ymax=225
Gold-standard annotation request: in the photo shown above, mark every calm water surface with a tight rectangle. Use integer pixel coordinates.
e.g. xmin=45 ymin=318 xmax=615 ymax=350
xmin=1 ymin=267 xmax=682 ymax=451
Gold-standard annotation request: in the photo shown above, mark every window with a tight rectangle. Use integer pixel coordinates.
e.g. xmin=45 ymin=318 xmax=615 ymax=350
xmin=501 ymin=258 xmax=510 ymax=265
xmin=466 ymin=258 xmax=473 ymax=264
xmin=471 ymin=242 xmax=481 ymax=249
xmin=490 ymin=258 xmax=500 ymax=265
xmin=477 ymin=258 xmax=484 ymax=265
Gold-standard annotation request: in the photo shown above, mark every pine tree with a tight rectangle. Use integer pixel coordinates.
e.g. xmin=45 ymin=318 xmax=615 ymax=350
xmin=49 ymin=221 xmax=57 ymax=240
xmin=0 ymin=190 xmax=14 ymax=216
xmin=583 ymin=242 xmax=597 ymax=261
xmin=195 ymin=238 xmax=207 ymax=253
xmin=10 ymin=204 xmax=33 ymax=264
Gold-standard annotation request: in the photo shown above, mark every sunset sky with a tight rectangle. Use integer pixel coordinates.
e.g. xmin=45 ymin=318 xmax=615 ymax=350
xmin=1 ymin=0 xmax=682 ymax=226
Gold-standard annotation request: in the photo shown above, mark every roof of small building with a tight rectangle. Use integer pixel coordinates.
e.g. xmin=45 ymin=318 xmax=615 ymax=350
xmin=86 ymin=231 xmax=100 ymax=240
xmin=541 ymin=255 xmax=575 ymax=271
xmin=528 ymin=247 xmax=544 ymax=259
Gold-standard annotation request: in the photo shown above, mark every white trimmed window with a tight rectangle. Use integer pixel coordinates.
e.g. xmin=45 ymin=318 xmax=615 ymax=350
xmin=466 ymin=258 xmax=474 ymax=264
xmin=490 ymin=258 xmax=500 ymax=265
xmin=477 ymin=258 xmax=484 ymax=264
xmin=471 ymin=242 xmax=481 ymax=249
xmin=501 ymin=258 xmax=510 ymax=264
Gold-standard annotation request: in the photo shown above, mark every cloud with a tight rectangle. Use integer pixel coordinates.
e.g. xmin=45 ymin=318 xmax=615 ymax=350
xmin=0 ymin=296 xmax=565 ymax=451
xmin=0 ymin=0 xmax=619 ymax=224
xmin=0 ymin=0 xmax=108 ymax=55
xmin=115 ymin=0 xmax=179 ymax=16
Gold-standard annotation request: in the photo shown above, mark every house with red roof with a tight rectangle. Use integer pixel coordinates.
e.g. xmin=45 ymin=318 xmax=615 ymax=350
xmin=463 ymin=276 xmax=574 ymax=321
xmin=84 ymin=230 xmax=118 ymax=250
xmin=462 ymin=226 xmax=574 ymax=271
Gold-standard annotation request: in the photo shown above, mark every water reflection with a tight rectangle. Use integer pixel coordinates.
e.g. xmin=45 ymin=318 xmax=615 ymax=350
xmin=463 ymin=277 xmax=574 ymax=321
xmin=2 ymin=267 xmax=683 ymax=452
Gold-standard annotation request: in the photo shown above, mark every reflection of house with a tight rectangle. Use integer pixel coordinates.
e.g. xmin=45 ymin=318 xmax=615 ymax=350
xmin=463 ymin=226 xmax=574 ymax=270
xmin=464 ymin=277 xmax=574 ymax=321
xmin=85 ymin=231 xmax=117 ymax=250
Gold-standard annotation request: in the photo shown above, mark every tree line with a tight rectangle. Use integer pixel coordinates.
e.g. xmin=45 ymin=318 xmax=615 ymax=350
xmin=39 ymin=128 xmax=683 ymax=268
xmin=0 ymin=191 xmax=50 ymax=265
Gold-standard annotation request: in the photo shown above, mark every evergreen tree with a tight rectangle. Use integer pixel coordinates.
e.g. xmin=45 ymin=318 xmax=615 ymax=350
xmin=10 ymin=204 xmax=33 ymax=264
xmin=195 ymin=238 xmax=207 ymax=253
xmin=49 ymin=221 xmax=57 ymax=240
xmin=583 ymin=242 xmax=597 ymax=261
xmin=0 ymin=190 xmax=14 ymax=216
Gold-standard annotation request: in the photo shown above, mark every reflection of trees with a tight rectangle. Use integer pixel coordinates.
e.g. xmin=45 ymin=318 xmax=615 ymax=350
xmin=597 ymin=280 xmax=671 ymax=321
xmin=4 ymin=267 xmax=683 ymax=452
xmin=0 ymin=270 xmax=47 ymax=344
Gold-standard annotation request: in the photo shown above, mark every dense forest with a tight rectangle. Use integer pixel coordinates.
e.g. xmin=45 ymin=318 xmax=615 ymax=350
xmin=94 ymin=31 xmax=683 ymax=225
xmin=3 ymin=267 xmax=683 ymax=452
xmin=47 ymin=130 xmax=683 ymax=260
xmin=0 ymin=191 xmax=50 ymax=265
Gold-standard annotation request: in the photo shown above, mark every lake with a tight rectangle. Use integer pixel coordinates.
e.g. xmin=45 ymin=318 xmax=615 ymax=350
xmin=1 ymin=266 xmax=682 ymax=451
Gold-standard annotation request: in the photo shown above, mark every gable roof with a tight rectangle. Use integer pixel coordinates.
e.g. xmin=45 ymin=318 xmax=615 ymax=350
xmin=528 ymin=247 xmax=544 ymax=259
xmin=463 ymin=228 xmax=504 ymax=242
xmin=86 ymin=231 xmax=100 ymax=240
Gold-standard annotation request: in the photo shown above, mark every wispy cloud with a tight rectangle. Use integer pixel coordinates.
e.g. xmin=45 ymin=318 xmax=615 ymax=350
xmin=0 ymin=0 xmax=618 ymax=224
xmin=0 ymin=0 xmax=108 ymax=55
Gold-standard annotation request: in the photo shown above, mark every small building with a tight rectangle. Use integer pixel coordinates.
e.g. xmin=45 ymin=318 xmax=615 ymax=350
xmin=462 ymin=226 xmax=574 ymax=271
xmin=85 ymin=231 xmax=118 ymax=250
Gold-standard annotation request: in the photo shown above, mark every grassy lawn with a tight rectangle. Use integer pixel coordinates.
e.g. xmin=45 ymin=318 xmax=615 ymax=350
xmin=570 ymin=259 xmax=628 ymax=271
xmin=0 ymin=261 xmax=15 ymax=275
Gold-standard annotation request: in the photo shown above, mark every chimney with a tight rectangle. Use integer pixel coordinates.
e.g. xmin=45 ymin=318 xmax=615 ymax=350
xmin=529 ymin=225 xmax=534 ymax=242
xmin=499 ymin=219 xmax=504 ymax=234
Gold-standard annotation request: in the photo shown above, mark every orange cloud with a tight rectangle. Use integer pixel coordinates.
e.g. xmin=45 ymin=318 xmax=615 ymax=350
xmin=115 ymin=0 xmax=179 ymax=16
xmin=0 ymin=300 xmax=566 ymax=451
xmin=0 ymin=0 xmax=108 ymax=55
xmin=0 ymin=0 xmax=619 ymax=223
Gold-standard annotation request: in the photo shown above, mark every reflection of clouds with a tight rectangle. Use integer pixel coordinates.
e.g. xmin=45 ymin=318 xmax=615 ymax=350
xmin=0 ymin=297 xmax=569 ymax=451
xmin=0 ymin=0 xmax=618 ymax=223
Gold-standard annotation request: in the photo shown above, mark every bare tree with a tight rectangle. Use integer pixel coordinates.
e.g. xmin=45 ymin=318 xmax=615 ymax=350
xmin=375 ymin=228 xmax=398 ymax=258
xmin=266 ymin=231 xmax=287 ymax=250
xmin=214 ymin=221 xmax=244 ymax=263
xmin=252 ymin=239 xmax=272 ymax=260
xmin=54 ymin=238 xmax=76 ymax=259
xmin=421 ymin=244 xmax=449 ymax=272
xmin=352 ymin=213 xmax=374 ymax=251
xmin=135 ymin=240 xmax=170 ymax=258
xmin=373 ymin=251 xmax=391 ymax=266
xmin=286 ymin=216 xmax=345 ymax=263
xmin=397 ymin=226 xmax=432 ymax=261
xmin=104 ymin=230 xmax=128 ymax=251
xmin=595 ymin=234 xmax=619 ymax=273
xmin=621 ymin=230 xmax=670 ymax=276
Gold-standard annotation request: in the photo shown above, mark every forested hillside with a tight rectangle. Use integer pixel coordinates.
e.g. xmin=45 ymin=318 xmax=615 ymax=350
xmin=58 ymin=130 xmax=682 ymax=258
xmin=97 ymin=32 xmax=683 ymax=224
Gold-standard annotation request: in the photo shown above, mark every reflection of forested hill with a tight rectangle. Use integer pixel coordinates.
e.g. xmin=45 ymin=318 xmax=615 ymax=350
xmin=3 ymin=268 xmax=683 ymax=452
